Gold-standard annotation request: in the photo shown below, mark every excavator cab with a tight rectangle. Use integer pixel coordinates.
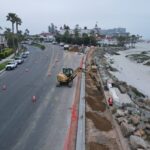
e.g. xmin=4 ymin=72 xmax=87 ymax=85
xmin=56 ymin=67 xmax=81 ymax=87
xmin=62 ymin=68 xmax=73 ymax=77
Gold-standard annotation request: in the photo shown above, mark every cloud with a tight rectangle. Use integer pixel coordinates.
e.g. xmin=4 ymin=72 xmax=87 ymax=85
xmin=0 ymin=0 xmax=150 ymax=38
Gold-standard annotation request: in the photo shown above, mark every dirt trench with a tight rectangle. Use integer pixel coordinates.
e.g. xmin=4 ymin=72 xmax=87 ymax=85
xmin=87 ymin=142 xmax=109 ymax=150
xmin=86 ymin=96 xmax=106 ymax=112
xmin=86 ymin=112 xmax=112 ymax=131
xmin=85 ymin=48 xmax=120 ymax=150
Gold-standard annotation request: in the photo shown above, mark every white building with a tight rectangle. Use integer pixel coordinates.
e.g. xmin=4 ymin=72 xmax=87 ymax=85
xmin=98 ymin=38 xmax=118 ymax=45
xmin=39 ymin=33 xmax=55 ymax=42
xmin=0 ymin=34 xmax=7 ymax=51
xmin=59 ymin=29 xmax=92 ymax=37
xmin=79 ymin=29 xmax=91 ymax=36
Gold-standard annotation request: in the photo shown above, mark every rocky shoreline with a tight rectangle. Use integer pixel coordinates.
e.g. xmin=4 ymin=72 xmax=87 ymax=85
xmin=93 ymin=46 xmax=150 ymax=150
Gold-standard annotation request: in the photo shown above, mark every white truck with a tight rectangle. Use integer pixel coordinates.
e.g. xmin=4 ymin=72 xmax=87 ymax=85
xmin=64 ymin=44 xmax=69 ymax=50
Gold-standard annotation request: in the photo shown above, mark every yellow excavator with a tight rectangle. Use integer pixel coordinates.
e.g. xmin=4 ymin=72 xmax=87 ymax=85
xmin=56 ymin=67 xmax=81 ymax=87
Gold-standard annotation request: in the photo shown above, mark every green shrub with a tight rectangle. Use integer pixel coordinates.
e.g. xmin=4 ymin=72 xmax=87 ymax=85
xmin=0 ymin=48 xmax=13 ymax=59
xmin=40 ymin=45 xmax=45 ymax=50
xmin=0 ymin=53 xmax=5 ymax=59
xmin=0 ymin=61 xmax=9 ymax=71
xmin=4 ymin=51 xmax=8 ymax=57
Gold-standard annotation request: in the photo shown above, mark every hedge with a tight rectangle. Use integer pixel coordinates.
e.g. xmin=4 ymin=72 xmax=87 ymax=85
xmin=31 ymin=43 xmax=45 ymax=50
xmin=0 ymin=48 xmax=13 ymax=59
xmin=0 ymin=61 xmax=9 ymax=71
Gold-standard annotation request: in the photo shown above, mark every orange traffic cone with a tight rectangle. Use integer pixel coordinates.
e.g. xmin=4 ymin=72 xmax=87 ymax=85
xmin=25 ymin=68 xmax=29 ymax=72
xmin=2 ymin=84 xmax=6 ymax=90
xmin=48 ymin=72 xmax=51 ymax=77
xmin=32 ymin=96 xmax=36 ymax=103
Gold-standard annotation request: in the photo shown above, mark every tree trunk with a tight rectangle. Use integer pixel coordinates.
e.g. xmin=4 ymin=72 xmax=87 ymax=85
xmin=12 ymin=23 xmax=14 ymax=33
xmin=16 ymin=23 xmax=18 ymax=33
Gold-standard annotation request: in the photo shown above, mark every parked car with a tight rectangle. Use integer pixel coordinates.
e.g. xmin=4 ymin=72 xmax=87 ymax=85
xmin=14 ymin=57 xmax=24 ymax=64
xmin=21 ymin=53 xmax=28 ymax=58
xmin=5 ymin=61 xmax=18 ymax=70
xmin=52 ymin=41 xmax=57 ymax=45
xmin=64 ymin=44 xmax=69 ymax=50
xmin=24 ymin=51 xmax=30 ymax=55
xmin=60 ymin=42 xmax=64 ymax=46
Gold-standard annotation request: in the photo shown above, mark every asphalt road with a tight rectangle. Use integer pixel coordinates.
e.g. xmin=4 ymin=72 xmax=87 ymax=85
xmin=0 ymin=44 xmax=83 ymax=150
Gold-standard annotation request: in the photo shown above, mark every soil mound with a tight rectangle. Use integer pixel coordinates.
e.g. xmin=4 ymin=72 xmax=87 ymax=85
xmin=86 ymin=96 xmax=106 ymax=112
xmin=87 ymin=142 xmax=109 ymax=150
xmin=86 ymin=112 xmax=112 ymax=131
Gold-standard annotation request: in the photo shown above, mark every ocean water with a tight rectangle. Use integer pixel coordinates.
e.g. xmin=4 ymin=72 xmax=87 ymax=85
xmin=108 ymin=42 xmax=150 ymax=98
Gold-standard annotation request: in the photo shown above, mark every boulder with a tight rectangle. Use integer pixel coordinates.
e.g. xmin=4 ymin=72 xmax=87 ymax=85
xmin=146 ymin=124 xmax=150 ymax=130
xmin=145 ymin=129 xmax=150 ymax=136
xmin=116 ymin=117 xmax=128 ymax=125
xmin=137 ymin=122 xmax=146 ymax=130
xmin=116 ymin=109 xmax=125 ymax=117
xmin=141 ymin=111 xmax=150 ymax=123
xmin=124 ymin=110 xmax=129 ymax=115
xmin=130 ymin=135 xmax=147 ymax=149
xmin=134 ymin=129 xmax=145 ymax=137
xmin=131 ymin=115 xmax=140 ymax=125
xmin=141 ymin=116 xmax=149 ymax=123
xmin=121 ymin=122 xmax=136 ymax=137
xmin=118 ymin=84 xmax=127 ymax=93
xmin=127 ymin=107 xmax=140 ymax=115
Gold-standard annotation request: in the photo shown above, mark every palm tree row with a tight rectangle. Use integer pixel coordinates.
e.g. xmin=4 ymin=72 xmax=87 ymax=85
xmin=115 ymin=34 xmax=141 ymax=47
xmin=4 ymin=13 xmax=22 ymax=50
xmin=6 ymin=13 xmax=22 ymax=34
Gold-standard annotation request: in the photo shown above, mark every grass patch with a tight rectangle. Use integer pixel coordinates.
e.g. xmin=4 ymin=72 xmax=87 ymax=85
xmin=126 ymin=53 xmax=150 ymax=63
xmin=144 ymin=61 xmax=150 ymax=66
xmin=31 ymin=43 xmax=45 ymax=50
xmin=0 ymin=61 xmax=9 ymax=71
xmin=130 ymin=86 xmax=145 ymax=98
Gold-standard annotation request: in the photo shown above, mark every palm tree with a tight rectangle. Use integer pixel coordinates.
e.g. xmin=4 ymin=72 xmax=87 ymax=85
xmin=116 ymin=36 xmax=127 ymax=47
xmin=24 ymin=29 xmax=30 ymax=37
xmin=4 ymin=28 xmax=11 ymax=39
xmin=6 ymin=13 xmax=17 ymax=33
xmin=15 ymin=17 xmax=22 ymax=33
xmin=130 ymin=35 xmax=137 ymax=48
xmin=0 ymin=26 xmax=3 ymax=34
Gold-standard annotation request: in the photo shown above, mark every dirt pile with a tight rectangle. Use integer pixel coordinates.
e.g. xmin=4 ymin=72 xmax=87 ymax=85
xmin=86 ymin=96 xmax=106 ymax=112
xmin=69 ymin=46 xmax=80 ymax=52
xmin=87 ymin=142 xmax=109 ymax=150
xmin=86 ymin=112 xmax=112 ymax=131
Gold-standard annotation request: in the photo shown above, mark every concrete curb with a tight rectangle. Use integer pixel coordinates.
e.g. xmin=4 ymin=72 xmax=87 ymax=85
xmin=0 ymin=69 xmax=5 ymax=74
xmin=0 ymin=54 xmax=15 ymax=75
xmin=76 ymin=56 xmax=86 ymax=150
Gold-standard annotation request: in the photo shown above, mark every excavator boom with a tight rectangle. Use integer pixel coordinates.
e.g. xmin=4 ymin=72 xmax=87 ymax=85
xmin=67 ymin=67 xmax=81 ymax=82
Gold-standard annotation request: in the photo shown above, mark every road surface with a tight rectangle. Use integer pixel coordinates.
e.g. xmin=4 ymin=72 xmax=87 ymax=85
xmin=0 ymin=43 xmax=83 ymax=150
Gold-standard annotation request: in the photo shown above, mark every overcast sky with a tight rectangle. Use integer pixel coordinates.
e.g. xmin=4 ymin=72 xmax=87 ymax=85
xmin=0 ymin=0 xmax=150 ymax=39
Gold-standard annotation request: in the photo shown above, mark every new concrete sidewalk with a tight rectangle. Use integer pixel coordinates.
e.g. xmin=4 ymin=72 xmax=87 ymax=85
xmin=0 ymin=54 xmax=14 ymax=64
xmin=76 ymin=56 xmax=86 ymax=150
